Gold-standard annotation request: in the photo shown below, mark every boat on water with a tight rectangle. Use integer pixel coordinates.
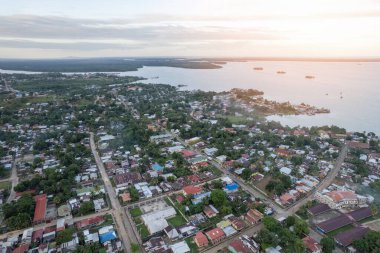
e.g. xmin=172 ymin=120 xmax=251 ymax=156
xmin=277 ymin=71 xmax=286 ymax=74
xmin=305 ymin=75 xmax=315 ymax=79
xmin=253 ymin=67 xmax=264 ymax=71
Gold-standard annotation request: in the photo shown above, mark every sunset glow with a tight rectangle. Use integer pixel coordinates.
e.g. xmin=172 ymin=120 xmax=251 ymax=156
xmin=0 ymin=0 xmax=380 ymax=58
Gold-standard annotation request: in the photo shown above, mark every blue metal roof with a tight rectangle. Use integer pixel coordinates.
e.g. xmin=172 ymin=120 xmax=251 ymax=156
xmin=152 ymin=163 xmax=163 ymax=171
xmin=99 ymin=231 xmax=117 ymax=243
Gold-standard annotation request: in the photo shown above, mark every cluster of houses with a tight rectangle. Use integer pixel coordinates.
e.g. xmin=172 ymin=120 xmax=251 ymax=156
xmin=0 ymin=214 xmax=122 ymax=253
xmin=133 ymin=174 xmax=268 ymax=253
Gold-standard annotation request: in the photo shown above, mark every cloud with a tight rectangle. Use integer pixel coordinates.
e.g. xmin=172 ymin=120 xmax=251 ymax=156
xmin=0 ymin=15 xmax=281 ymax=41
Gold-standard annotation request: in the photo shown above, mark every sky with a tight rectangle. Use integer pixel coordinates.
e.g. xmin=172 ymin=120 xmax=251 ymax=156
xmin=0 ymin=0 xmax=380 ymax=58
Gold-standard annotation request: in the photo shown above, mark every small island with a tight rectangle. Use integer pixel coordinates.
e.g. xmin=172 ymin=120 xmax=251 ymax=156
xmin=224 ymin=88 xmax=330 ymax=116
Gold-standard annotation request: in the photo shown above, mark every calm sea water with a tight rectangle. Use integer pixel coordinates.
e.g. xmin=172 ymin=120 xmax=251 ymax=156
xmin=2 ymin=61 xmax=380 ymax=134
xmin=121 ymin=61 xmax=380 ymax=134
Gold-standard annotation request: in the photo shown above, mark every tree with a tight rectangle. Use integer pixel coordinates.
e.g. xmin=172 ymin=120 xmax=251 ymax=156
xmin=293 ymin=238 xmax=306 ymax=253
xmin=241 ymin=168 xmax=252 ymax=180
xmin=78 ymin=202 xmax=94 ymax=216
xmin=262 ymin=216 xmax=280 ymax=232
xmin=294 ymin=218 xmax=309 ymax=236
xmin=320 ymin=237 xmax=335 ymax=253
xmin=352 ymin=231 xmax=380 ymax=252
xmin=284 ymin=215 xmax=296 ymax=228
xmin=210 ymin=189 xmax=227 ymax=207
xmin=128 ymin=186 xmax=140 ymax=202
xmin=56 ymin=228 xmax=75 ymax=245
xmin=256 ymin=228 xmax=278 ymax=249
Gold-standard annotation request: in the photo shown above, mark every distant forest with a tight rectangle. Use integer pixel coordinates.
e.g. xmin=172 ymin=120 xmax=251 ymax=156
xmin=0 ymin=58 xmax=224 ymax=72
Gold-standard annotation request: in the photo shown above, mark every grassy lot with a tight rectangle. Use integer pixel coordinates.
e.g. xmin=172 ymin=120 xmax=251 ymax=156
xmin=326 ymin=224 xmax=355 ymax=237
xmin=167 ymin=215 xmax=187 ymax=227
xmin=136 ymin=223 xmax=150 ymax=239
xmin=0 ymin=181 xmax=11 ymax=190
xmin=359 ymin=214 xmax=380 ymax=224
xmin=185 ymin=237 xmax=199 ymax=253
xmin=102 ymin=214 xmax=114 ymax=226
xmin=130 ymin=207 xmax=143 ymax=217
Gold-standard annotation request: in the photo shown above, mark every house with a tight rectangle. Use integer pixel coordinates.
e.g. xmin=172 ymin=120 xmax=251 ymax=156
xmin=245 ymin=209 xmax=263 ymax=225
xmin=170 ymin=241 xmax=191 ymax=253
xmin=33 ymin=194 xmax=47 ymax=225
xmin=114 ymin=172 xmax=141 ymax=187
xmin=229 ymin=216 xmax=246 ymax=231
xmin=141 ymin=207 xmax=176 ymax=234
xmin=164 ymin=225 xmax=179 ymax=240
xmin=280 ymin=167 xmax=292 ymax=175
xmin=204 ymin=148 xmax=218 ymax=156
xmin=143 ymin=236 xmax=169 ymax=253
xmin=279 ymin=193 xmax=296 ymax=206
xmin=303 ymin=236 xmax=322 ymax=253
xmin=194 ymin=232 xmax=208 ymax=248
xmin=182 ymin=185 xmax=202 ymax=196
xmin=75 ymin=216 xmax=105 ymax=230
xmin=203 ymin=205 xmax=219 ymax=218
xmin=120 ymin=192 xmax=131 ymax=203
xmin=206 ymin=227 xmax=225 ymax=244
xmin=192 ymin=192 xmax=211 ymax=205
xmin=224 ymin=183 xmax=239 ymax=193
xmin=315 ymin=191 xmax=361 ymax=209
xmin=228 ymin=235 xmax=260 ymax=253
xmin=152 ymin=163 xmax=164 ymax=173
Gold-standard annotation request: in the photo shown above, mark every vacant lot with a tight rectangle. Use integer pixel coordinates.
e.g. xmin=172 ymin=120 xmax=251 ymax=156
xmin=141 ymin=200 xmax=168 ymax=214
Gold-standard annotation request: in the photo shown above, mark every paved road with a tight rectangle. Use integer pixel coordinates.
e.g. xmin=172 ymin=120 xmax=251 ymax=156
xmin=90 ymin=132 xmax=139 ymax=253
xmin=282 ymin=144 xmax=348 ymax=217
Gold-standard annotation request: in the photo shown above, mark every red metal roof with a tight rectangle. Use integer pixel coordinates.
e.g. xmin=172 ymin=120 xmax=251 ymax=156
xmin=302 ymin=236 xmax=321 ymax=253
xmin=316 ymin=214 xmax=353 ymax=233
xmin=182 ymin=185 xmax=202 ymax=195
xmin=33 ymin=194 xmax=47 ymax=222
xmin=12 ymin=243 xmax=30 ymax=253
xmin=206 ymin=227 xmax=225 ymax=241
xmin=334 ymin=226 xmax=370 ymax=247
xmin=194 ymin=232 xmax=208 ymax=246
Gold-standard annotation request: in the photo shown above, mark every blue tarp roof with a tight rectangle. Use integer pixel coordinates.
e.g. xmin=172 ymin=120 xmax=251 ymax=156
xmin=99 ymin=231 xmax=117 ymax=243
xmin=225 ymin=183 xmax=239 ymax=191
xmin=152 ymin=163 xmax=163 ymax=171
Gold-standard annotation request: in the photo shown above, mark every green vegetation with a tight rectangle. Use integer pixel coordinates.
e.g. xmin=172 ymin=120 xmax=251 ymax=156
xmin=74 ymin=244 xmax=103 ymax=253
xmin=320 ymin=237 xmax=335 ymax=253
xmin=2 ymin=194 xmax=35 ymax=230
xmin=0 ymin=58 xmax=222 ymax=72
xmin=167 ymin=215 xmax=187 ymax=227
xmin=131 ymin=243 xmax=140 ymax=253
xmin=136 ymin=223 xmax=150 ymax=239
xmin=257 ymin=216 xmax=307 ymax=253
xmin=75 ymin=202 xmax=95 ymax=216
xmin=129 ymin=207 xmax=143 ymax=217
xmin=56 ymin=227 xmax=76 ymax=245
xmin=352 ymin=231 xmax=380 ymax=253
xmin=265 ymin=174 xmax=292 ymax=196
xmin=185 ymin=238 xmax=199 ymax=253
xmin=326 ymin=224 xmax=355 ymax=237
